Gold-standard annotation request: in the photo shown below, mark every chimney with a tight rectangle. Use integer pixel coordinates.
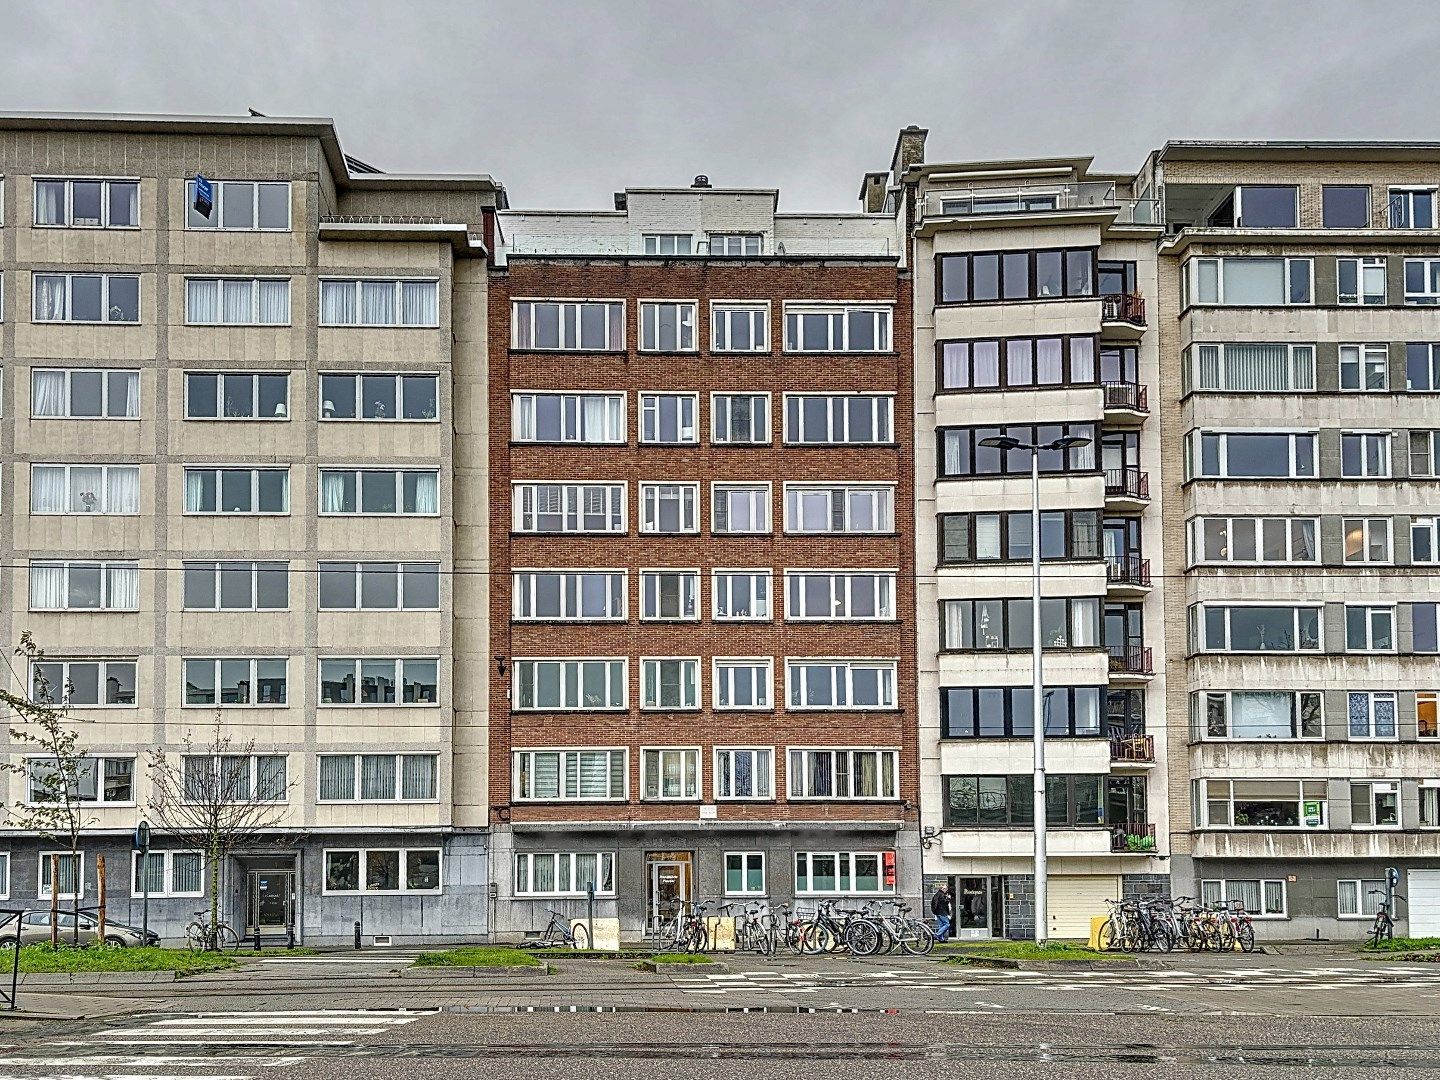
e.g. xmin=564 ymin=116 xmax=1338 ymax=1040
xmin=692 ymin=175 xmax=712 ymax=188
xmin=890 ymin=125 xmax=928 ymax=183
xmin=858 ymin=171 xmax=889 ymax=214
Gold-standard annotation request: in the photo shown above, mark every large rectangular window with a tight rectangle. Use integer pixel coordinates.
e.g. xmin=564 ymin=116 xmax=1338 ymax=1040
xmin=34 ymin=177 xmax=139 ymax=228
xmin=712 ymin=483 xmax=770 ymax=534
xmin=319 ymin=469 xmax=438 ymax=515
xmin=31 ymin=660 xmax=136 ymax=707
xmin=1186 ymin=343 xmax=1315 ymax=393
xmin=784 ymin=394 xmax=893 ymax=444
xmin=642 ymin=747 xmax=700 ymax=800
xmin=640 ymin=483 xmax=699 ymax=533
xmin=1234 ymin=185 xmax=1298 ymax=228
xmin=1200 ymin=879 xmax=1287 ymax=918
xmin=321 ymin=373 xmax=439 ymax=422
xmin=1188 ymin=431 xmax=1316 ymax=479
xmin=714 ymin=747 xmax=773 ymax=798
xmin=514 ymin=852 xmax=615 ymax=896
xmin=712 ymin=661 xmax=773 ymax=711
xmin=183 ymin=467 xmax=289 ymax=514
xmin=1185 ymin=257 xmax=1311 ymax=305
xmin=1338 ymin=879 xmax=1387 ymax=919
xmin=30 ymin=464 xmax=139 ymax=514
xmin=513 ymin=749 xmax=627 ymax=800
xmin=511 ymin=300 xmax=623 ymax=349
xmin=323 ymin=849 xmax=440 ymax=894
xmin=319 ymin=562 xmax=440 ymax=611
xmin=939 ymin=510 xmax=1101 ymax=564
xmin=938 ymin=249 xmax=1095 ymax=303
xmin=1343 ymin=518 xmax=1392 ymax=564
xmin=182 ymin=561 xmax=289 ymax=611
xmin=941 ymin=597 xmax=1100 ymax=651
xmin=512 ymin=571 xmax=625 ymax=621
xmin=640 ymin=570 xmax=699 ymax=620
xmin=1347 ymin=691 xmax=1398 ymax=739
xmin=639 ymin=302 xmax=697 ymax=351
xmin=1390 ymin=188 xmax=1437 ymax=229
xmin=940 ymin=423 xmax=1098 ymax=478
xmin=29 ymin=561 xmax=139 ymax=612
xmin=1189 ymin=517 xmax=1318 ymax=565
xmin=1404 ymin=259 xmax=1440 ymax=305
xmin=182 ymin=657 xmax=287 ymax=706
xmin=181 ymin=755 xmax=287 ymax=802
xmin=1199 ymin=779 xmax=1326 ymax=829
xmin=641 ymin=658 xmax=700 ymax=710
xmin=33 ymin=273 xmax=139 ymax=323
xmin=939 ymin=335 xmax=1096 ymax=390
xmin=321 ymin=279 xmax=439 ymax=327
xmin=512 ymin=482 xmax=625 ymax=533
xmin=1193 ymin=605 xmax=1321 ymax=653
xmin=783 ymin=304 xmax=891 ymax=352
xmin=640 ymin=393 xmax=698 ymax=444
xmin=1340 ymin=344 xmax=1390 ymax=391
xmin=643 ymin=234 xmax=692 ymax=255
xmin=785 ymin=571 xmax=895 ymax=621
xmin=941 ymin=686 xmax=1104 ymax=738
xmin=1351 ymin=781 xmax=1401 ymax=827
xmin=185 ymin=372 xmax=289 ymax=420
xmin=1337 ymin=258 xmax=1387 ymax=306
xmin=794 ymin=852 xmax=894 ymax=896
xmin=1322 ymin=185 xmax=1370 ymax=228
xmin=711 ymin=303 xmax=769 ymax=352
xmin=318 ymin=658 xmax=439 ymax=706
xmin=26 ymin=756 xmax=134 ymax=804
xmin=317 ymin=754 xmax=438 ymax=802
xmin=784 ymin=484 xmax=894 ymax=533
xmin=709 ymin=233 xmax=762 ymax=256
xmin=788 ymin=750 xmax=898 ymax=799
xmin=942 ymin=774 xmax=1119 ymax=828
xmin=1195 ymin=691 xmax=1323 ymax=740
xmin=712 ymin=570 xmax=772 ymax=621
xmin=513 ymin=659 xmax=625 ymax=711
xmin=1407 ymin=344 xmax=1440 ymax=391
xmin=786 ymin=661 xmax=897 ymax=709
xmin=133 ymin=851 xmax=204 ymax=898
xmin=39 ymin=852 xmax=83 ymax=900
xmin=711 ymin=393 xmax=769 ymax=444
xmin=511 ymin=393 xmax=624 ymax=443
xmin=185 ymin=179 xmax=290 ymax=230
xmin=184 ymin=278 xmax=290 ymax=325
xmin=1341 ymin=432 xmax=1391 ymax=478
xmin=31 ymin=368 xmax=140 ymax=418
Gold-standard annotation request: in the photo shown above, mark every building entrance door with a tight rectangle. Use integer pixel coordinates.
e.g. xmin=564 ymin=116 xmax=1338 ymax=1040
xmin=247 ymin=869 xmax=295 ymax=933
xmin=645 ymin=851 xmax=693 ymax=936
xmin=956 ymin=876 xmax=991 ymax=938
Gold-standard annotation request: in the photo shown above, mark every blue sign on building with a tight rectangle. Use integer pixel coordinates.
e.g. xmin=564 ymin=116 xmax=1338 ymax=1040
xmin=193 ymin=174 xmax=214 ymax=219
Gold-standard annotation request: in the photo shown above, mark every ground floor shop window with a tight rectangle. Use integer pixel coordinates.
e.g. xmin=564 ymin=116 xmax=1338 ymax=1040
xmin=324 ymin=848 xmax=440 ymax=893
xmin=514 ymin=852 xmax=615 ymax=896
xmin=794 ymin=851 xmax=895 ymax=895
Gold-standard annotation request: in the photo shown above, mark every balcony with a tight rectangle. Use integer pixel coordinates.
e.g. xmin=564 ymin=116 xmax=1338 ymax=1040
xmin=1110 ymin=822 xmax=1157 ymax=854
xmin=1102 ymin=382 xmax=1148 ymax=425
xmin=918 ymin=183 xmax=1162 ymax=231
xmin=1100 ymin=293 xmax=1147 ymax=338
xmin=1107 ymin=644 xmax=1154 ymax=679
xmin=1110 ymin=733 xmax=1155 ymax=766
xmin=1104 ymin=467 xmax=1150 ymax=509
xmin=1104 ymin=554 xmax=1152 ymax=595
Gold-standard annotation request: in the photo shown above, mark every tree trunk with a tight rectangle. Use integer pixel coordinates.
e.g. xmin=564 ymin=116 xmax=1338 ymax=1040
xmin=209 ymin=839 xmax=222 ymax=948
xmin=97 ymin=854 xmax=107 ymax=945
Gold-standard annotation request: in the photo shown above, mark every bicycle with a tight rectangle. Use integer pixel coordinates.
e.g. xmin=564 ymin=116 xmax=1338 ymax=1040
xmin=516 ymin=908 xmax=589 ymax=949
xmin=1368 ymin=896 xmax=1395 ymax=948
xmin=185 ymin=910 xmax=241 ymax=954
xmin=734 ymin=903 xmax=775 ymax=956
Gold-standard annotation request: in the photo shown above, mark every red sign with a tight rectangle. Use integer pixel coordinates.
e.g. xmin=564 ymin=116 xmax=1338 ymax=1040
xmin=882 ymin=850 xmax=897 ymax=888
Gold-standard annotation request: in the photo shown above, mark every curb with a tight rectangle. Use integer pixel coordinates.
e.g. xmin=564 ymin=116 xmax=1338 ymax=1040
xmin=638 ymin=961 xmax=727 ymax=974
xmin=954 ymin=957 xmax=1140 ymax=970
xmin=401 ymin=962 xmax=551 ymax=978
xmin=18 ymin=971 xmax=179 ymax=985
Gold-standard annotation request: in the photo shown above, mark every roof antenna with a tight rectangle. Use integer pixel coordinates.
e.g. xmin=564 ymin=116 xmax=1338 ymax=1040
xmin=247 ymin=108 xmax=267 ymax=117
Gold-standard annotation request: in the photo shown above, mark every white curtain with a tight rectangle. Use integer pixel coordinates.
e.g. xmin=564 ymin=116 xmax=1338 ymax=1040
xmin=402 ymin=281 xmax=437 ymax=326
xmin=581 ymin=395 xmax=611 ymax=441
xmin=221 ymin=279 xmax=252 ymax=324
xmin=106 ymin=564 xmax=139 ymax=610
xmin=35 ymin=181 xmax=66 ymax=225
xmin=321 ymin=472 xmax=351 ymax=513
xmin=360 ymin=281 xmax=395 ymax=325
xmin=1231 ymin=692 xmax=1292 ymax=739
xmin=30 ymin=467 xmax=67 ymax=513
xmin=186 ymin=279 xmax=219 ymax=324
xmin=411 ymin=471 xmax=439 ymax=514
xmin=513 ymin=395 xmax=535 ymax=440
xmin=112 ymin=183 xmax=138 ymax=227
xmin=31 ymin=370 xmax=67 ymax=417
xmin=106 ymin=467 xmax=139 ymax=513
xmin=319 ymin=756 xmax=354 ymax=800
xmin=258 ymin=280 xmax=290 ymax=325
xmin=33 ymin=275 xmax=67 ymax=321
xmin=121 ymin=372 xmax=141 ymax=418
xmin=320 ymin=281 xmax=355 ymax=325
xmin=402 ymin=755 xmax=436 ymax=800
xmin=1224 ymin=343 xmax=1289 ymax=392
xmin=183 ymin=469 xmax=209 ymax=513
xmin=67 ymin=466 xmax=101 ymax=512
xmin=29 ymin=564 xmax=66 ymax=609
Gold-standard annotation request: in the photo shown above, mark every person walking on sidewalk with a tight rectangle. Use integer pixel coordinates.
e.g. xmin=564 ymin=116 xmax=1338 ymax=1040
xmin=931 ymin=882 xmax=954 ymax=942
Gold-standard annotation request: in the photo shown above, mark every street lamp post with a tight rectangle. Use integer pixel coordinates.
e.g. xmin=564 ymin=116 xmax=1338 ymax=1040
xmin=979 ymin=434 xmax=1090 ymax=946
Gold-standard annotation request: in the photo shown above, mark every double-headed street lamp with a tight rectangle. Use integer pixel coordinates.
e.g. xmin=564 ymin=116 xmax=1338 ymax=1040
xmin=978 ymin=433 xmax=1091 ymax=946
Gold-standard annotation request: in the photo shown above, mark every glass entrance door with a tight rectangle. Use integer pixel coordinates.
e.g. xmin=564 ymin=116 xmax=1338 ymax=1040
xmin=247 ymin=870 xmax=295 ymax=931
xmin=956 ymin=876 xmax=991 ymax=938
xmin=645 ymin=851 xmax=693 ymax=935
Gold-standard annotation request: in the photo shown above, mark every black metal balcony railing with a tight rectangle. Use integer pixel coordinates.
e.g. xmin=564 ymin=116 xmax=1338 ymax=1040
xmin=1109 ymin=733 xmax=1155 ymax=764
xmin=1104 ymin=466 xmax=1150 ymax=501
xmin=1105 ymin=554 xmax=1152 ymax=588
xmin=1107 ymin=644 xmax=1154 ymax=675
xmin=1102 ymin=381 xmax=1149 ymax=413
xmin=1110 ymin=821 xmax=1157 ymax=853
xmin=1101 ymin=292 xmax=1146 ymax=325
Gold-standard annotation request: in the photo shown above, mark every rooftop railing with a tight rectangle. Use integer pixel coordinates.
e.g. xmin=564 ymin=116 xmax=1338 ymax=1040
xmin=922 ymin=182 xmax=1162 ymax=226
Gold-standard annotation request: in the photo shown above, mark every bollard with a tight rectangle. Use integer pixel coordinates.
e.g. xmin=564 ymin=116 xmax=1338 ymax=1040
xmin=354 ymin=920 xmax=362 ymax=950
xmin=254 ymin=926 xmax=261 ymax=952
xmin=287 ymin=923 xmax=296 ymax=950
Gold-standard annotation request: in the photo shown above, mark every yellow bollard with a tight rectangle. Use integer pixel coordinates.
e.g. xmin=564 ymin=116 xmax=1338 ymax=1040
xmin=1088 ymin=915 xmax=1108 ymax=951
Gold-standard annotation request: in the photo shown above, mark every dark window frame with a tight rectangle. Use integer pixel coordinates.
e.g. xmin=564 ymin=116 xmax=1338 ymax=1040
xmin=937 ymin=248 xmax=1097 ymax=305
xmin=940 ymin=686 xmax=1106 ymax=739
xmin=941 ymin=773 xmax=1121 ymax=829
xmin=936 ymin=334 xmax=1098 ymax=392
xmin=1097 ymin=260 xmax=1138 ymax=296
xmin=938 ymin=422 xmax=1099 ymax=479
xmin=939 ymin=597 xmax=1103 ymax=653
xmin=937 ymin=509 xmax=1102 ymax=565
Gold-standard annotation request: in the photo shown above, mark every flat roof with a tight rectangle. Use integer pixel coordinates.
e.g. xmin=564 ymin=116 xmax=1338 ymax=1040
xmin=1161 ymin=139 xmax=1440 ymax=163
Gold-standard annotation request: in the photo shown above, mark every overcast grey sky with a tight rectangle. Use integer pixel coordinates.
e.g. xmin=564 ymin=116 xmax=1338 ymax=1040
xmin=4 ymin=0 xmax=1439 ymax=210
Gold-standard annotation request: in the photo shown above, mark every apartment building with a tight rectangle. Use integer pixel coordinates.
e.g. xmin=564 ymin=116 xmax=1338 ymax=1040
xmin=875 ymin=128 xmax=1172 ymax=939
xmin=0 ymin=112 xmax=503 ymax=944
xmin=1155 ymin=142 xmax=1440 ymax=938
xmin=489 ymin=182 xmax=919 ymax=937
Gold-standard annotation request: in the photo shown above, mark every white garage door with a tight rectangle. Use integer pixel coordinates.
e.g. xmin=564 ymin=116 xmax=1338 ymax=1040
xmin=1410 ymin=870 xmax=1440 ymax=936
xmin=1047 ymin=875 xmax=1121 ymax=938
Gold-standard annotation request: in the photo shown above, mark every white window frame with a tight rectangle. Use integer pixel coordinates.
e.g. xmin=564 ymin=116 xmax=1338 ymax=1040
xmin=319 ymin=372 xmax=440 ymax=423
xmin=1404 ymin=259 xmax=1440 ymax=305
xmin=708 ymin=233 xmax=763 ymax=256
xmin=1185 ymin=257 xmax=1313 ymax=306
xmin=710 ymin=301 xmax=770 ymax=353
xmin=787 ymin=748 xmax=899 ymax=800
xmin=1339 ymin=344 xmax=1390 ymax=391
xmin=185 ymin=179 xmax=291 ymax=231
xmin=724 ymin=851 xmax=767 ymax=897
xmin=33 ymin=176 xmax=140 ymax=229
xmin=712 ymin=659 xmax=774 ymax=712
xmin=316 ymin=753 xmax=440 ymax=803
xmin=1340 ymin=431 xmax=1392 ymax=478
xmin=32 ymin=272 xmax=140 ymax=324
xmin=29 ymin=659 xmax=137 ymax=708
xmin=712 ymin=569 xmax=772 ymax=622
xmin=1198 ymin=779 xmax=1327 ymax=832
xmin=28 ymin=560 xmax=139 ymax=612
xmin=1337 ymin=257 xmax=1388 ymax=306
xmin=711 ymin=482 xmax=772 ymax=535
xmin=639 ymin=482 xmax=699 ymax=534
xmin=317 ymin=657 xmax=440 ymax=708
xmin=30 ymin=368 xmax=140 ymax=419
xmin=1342 ymin=517 xmax=1392 ymax=565
xmin=783 ymin=393 xmax=895 ymax=445
xmin=1187 ymin=516 xmax=1319 ymax=566
xmin=512 ymin=748 xmax=629 ymax=802
xmin=783 ymin=303 xmax=893 ymax=353
xmin=26 ymin=755 xmax=135 ymax=805
xmin=510 ymin=392 xmax=625 ymax=444
xmin=784 ymin=570 xmax=896 ymax=621
xmin=783 ymin=483 xmax=895 ymax=534
xmin=639 ymin=392 xmax=699 ymax=444
xmin=39 ymin=851 xmax=84 ymax=901
xmin=514 ymin=852 xmax=617 ymax=896
xmin=1337 ymin=878 xmax=1389 ymax=919
xmin=512 ymin=482 xmax=626 ymax=534
xmin=1421 ymin=779 xmax=1440 ymax=827
xmin=511 ymin=570 xmax=627 ymax=621
xmin=181 ymin=657 xmax=289 ymax=709
xmin=184 ymin=276 xmax=291 ymax=326
xmin=316 ymin=561 xmax=440 ymax=612
xmin=180 ymin=754 xmax=288 ymax=804
xmin=320 ymin=278 xmax=440 ymax=328
xmin=183 ymin=560 xmax=289 ymax=612
xmin=132 ymin=850 xmax=206 ymax=899
xmin=642 ymin=234 xmax=692 ymax=256
xmin=1390 ymin=187 xmax=1437 ymax=229
xmin=1407 ymin=344 xmax=1440 ymax=392
xmin=321 ymin=848 xmax=442 ymax=895
xmin=638 ymin=301 xmax=698 ymax=352
xmin=713 ymin=747 xmax=775 ymax=801
xmin=184 ymin=371 xmax=290 ymax=421
xmin=1233 ymin=184 xmax=1299 ymax=228
xmin=639 ymin=569 xmax=699 ymax=622
xmin=1199 ymin=878 xmax=1288 ymax=919
xmin=1413 ymin=517 xmax=1440 ymax=564
xmin=641 ymin=746 xmax=702 ymax=801
xmin=1350 ymin=780 xmax=1402 ymax=829
xmin=183 ymin=466 xmax=290 ymax=516
xmin=710 ymin=391 xmax=770 ymax=444
xmin=1185 ymin=343 xmax=1315 ymax=393
xmin=640 ymin=656 xmax=702 ymax=711
xmin=512 ymin=658 xmax=628 ymax=712
xmin=30 ymin=463 xmax=140 ymax=516
xmin=317 ymin=468 xmax=439 ymax=517
xmin=785 ymin=660 xmax=898 ymax=710
xmin=1189 ymin=429 xmax=1319 ymax=480
xmin=1347 ymin=691 xmax=1399 ymax=739
xmin=1193 ymin=603 xmax=1323 ymax=654
xmin=793 ymin=851 xmax=895 ymax=896
xmin=1195 ymin=690 xmax=1324 ymax=741
xmin=510 ymin=299 xmax=625 ymax=350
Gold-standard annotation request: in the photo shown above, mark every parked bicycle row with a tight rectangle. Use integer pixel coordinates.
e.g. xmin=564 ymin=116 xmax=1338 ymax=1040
xmin=1100 ymin=895 xmax=1257 ymax=953
xmin=655 ymin=898 xmax=937 ymax=957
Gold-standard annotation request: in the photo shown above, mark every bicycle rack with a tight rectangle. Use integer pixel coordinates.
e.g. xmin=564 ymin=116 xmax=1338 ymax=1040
xmin=0 ymin=906 xmax=26 ymax=1010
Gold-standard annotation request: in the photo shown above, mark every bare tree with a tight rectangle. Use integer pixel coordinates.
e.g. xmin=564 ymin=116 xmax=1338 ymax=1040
xmin=144 ymin=717 xmax=296 ymax=947
xmin=0 ymin=632 xmax=94 ymax=944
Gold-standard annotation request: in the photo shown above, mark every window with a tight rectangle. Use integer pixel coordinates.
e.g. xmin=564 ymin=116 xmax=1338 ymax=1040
xmin=1185 ymin=257 xmax=1311 ymax=305
xmin=33 ymin=273 xmax=139 ymax=323
xmin=708 ymin=233 xmax=762 ymax=255
xmin=1406 ymin=344 xmax=1440 ymax=391
xmin=941 ymin=686 xmax=1104 ymax=738
xmin=185 ymin=179 xmax=290 ymax=230
xmin=713 ymin=570 xmax=771 ymax=621
xmin=1322 ymin=185 xmax=1370 ymax=228
xmin=1234 ymin=185 xmax=1298 ymax=228
xmin=317 ymin=754 xmax=438 ymax=801
xmin=786 ymin=571 xmax=895 ymax=621
xmin=26 ymin=462 xmax=99 ymax=529
xmin=31 ymin=368 xmax=139 ymax=418
xmin=28 ymin=657 xmax=134 ymax=707
xmin=1413 ymin=604 xmax=1439 ymax=653
xmin=1098 ymin=260 xmax=1137 ymax=296
xmin=786 ymin=661 xmax=897 ymax=709
xmin=1189 ymin=517 xmax=1318 ymax=565
xmin=1351 ymin=781 xmax=1401 ymax=828
xmin=1189 ymin=431 xmax=1316 ymax=479
xmin=783 ymin=304 xmax=891 ymax=352
xmin=511 ymin=300 xmax=623 ymax=349
xmin=642 ymin=748 xmax=700 ymax=800
xmin=941 ymin=597 xmax=1100 ymax=651
xmin=940 ymin=510 xmax=1102 ymax=564
xmin=34 ymin=178 xmax=139 ymax=228
xmin=1339 ymin=344 xmax=1389 ymax=390
xmin=323 ymin=849 xmax=440 ymax=894
xmin=794 ymin=852 xmax=894 ymax=895
xmin=715 ymin=747 xmax=774 ymax=798
xmin=784 ymin=394 xmax=894 ymax=444
xmin=39 ymin=853 xmax=83 ymax=900
xmin=939 ymin=336 xmax=1096 ymax=391
xmin=321 ymin=373 xmax=439 ymax=422
xmin=1186 ymin=343 xmax=1315 ymax=392
xmin=940 ymin=423 xmax=1098 ymax=478
xmin=318 ymin=562 xmax=440 ymax=611
xmin=639 ymin=302 xmax=697 ymax=351
xmin=1404 ymin=259 xmax=1440 ymax=305
xmin=1200 ymin=879 xmax=1287 ymax=918
xmin=183 ymin=467 xmax=289 ymax=514
xmin=713 ymin=661 xmax=773 ymax=711
xmin=319 ymin=469 xmax=438 ymax=516
xmin=512 ymin=571 xmax=625 ymax=621
xmin=640 ymin=570 xmax=698 ymax=620
xmin=711 ymin=393 xmax=769 ymax=444
xmin=643 ymin=234 xmax=692 ymax=255
xmin=641 ymin=658 xmax=700 ymax=710
xmin=29 ymin=561 xmax=139 ymax=612
xmin=1343 ymin=518 xmax=1391 ymax=564
xmin=511 ymin=393 xmax=623 ymax=443
xmin=1196 ymin=691 xmax=1323 ymax=740
xmin=1337 ymin=258 xmax=1387 ymax=306
xmin=513 ymin=749 xmax=627 ymax=800
xmin=938 ymin=249 xmax=1095 ymax=303
xmin=640 ymin=483 xmax=698 ymax=533
xmin=725 ymin=853 xmax=766 ymax=896
xmin=184 ymin=278 xmax=290 ymax=326
xmin=183 ymin=658 xmax=287 ymax=706
xmin=788 ymin=749 xmax=898 ymax=799
xmin=1194 ymin=605 xmax=1321 ymax=652
xmin=1390 ymin=187 xmax=1436 ymax=229
xmin=513 ymin=659 xmax=626 ymax=710
xmin=1199 ymin=779 xmax=1327 ymax=829
xmin=943 ymin=774 xmax=1122 ymax=828
xmin=711 ymin=303 xmax=769 ymax=352
xmin=1347 ymin=691 xmax=1398 ymax=739
xmin=133 ymin=851 xmax=204 ymax=898
xmin=712 ymin=483 xmax=770 ymax=534
xmin=321 ymin=279 xmax=438 ymax=327
xmin=1424 ymin=780 xmax=1440 ymax=826
xmin=185 ymin=372 xmax=289 ymax=420
xmin=1415 ymin=517 xmax=1440 ymax=563
xmin=1340 ymin=432 xmax=1390 ymax=478
xmin=514 ymin=852 xmax=616 ymax=895
xmin=784 ymin=484 xmax=894 ymax=533
xmin=512 ymin=483 xmax=625 ymax=533
xmin=640 ymin=393 xmax=698 ymax=443
xmin=318 ymin=658 xmax=439 ymax=705
xmin=1338 ymin=879 xmax=1388 ymax=919
xmin=181 ymin=755 xmax=287 ymax=802
xmin=26 ymin=756 xmax=133 ymax=804
xmin=183 ymin=562 xmax=289 ymax=611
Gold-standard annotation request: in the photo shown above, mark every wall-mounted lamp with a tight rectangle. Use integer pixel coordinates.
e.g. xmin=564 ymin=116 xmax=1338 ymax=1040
xmin=920 ymin=825 xmax=938 ymax=850
xmin=494 ymin=654 xmax=508 ymax=676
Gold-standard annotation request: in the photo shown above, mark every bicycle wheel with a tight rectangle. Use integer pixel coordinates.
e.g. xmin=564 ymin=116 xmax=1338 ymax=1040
xmin=185 ymin=924 xmax=205 ymax=955
xmin=682 ymin=922 xmax=708 ymax=954
xmin=845 ymin=920 xmax=881 ymax=957
xmin=1149 ymin=925 xmax=1174 ymax=954
xmin=802 ymin=923 xmax=836 ymax=954
xmin=758 ymin=925 xmax=775 ymax=957
xmin=901 ymin=923 xmax=935 ymax=956
xmin=1211 ymin=921 xmax=1234 ymax=953
xmin=1236 ymin=923 xmax=1254 ymax=953
xmin=219 ymin=925 xmax=241 ymax=953
xmin=571 ymin=922 xmax=590 ymax=950
xmin=1096 ymin=919 xmax=1116 ymax=952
